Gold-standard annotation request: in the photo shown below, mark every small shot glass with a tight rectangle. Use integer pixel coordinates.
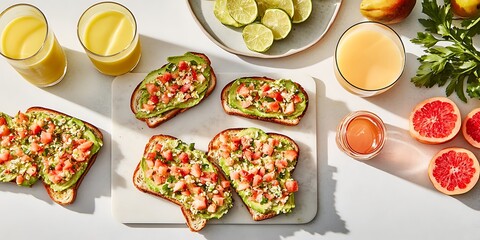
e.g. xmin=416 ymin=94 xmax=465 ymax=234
xmin=77 ymin=2 xmax=141 ymax=76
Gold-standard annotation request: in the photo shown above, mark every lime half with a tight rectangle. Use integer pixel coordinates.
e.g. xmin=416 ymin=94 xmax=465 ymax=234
xmin=261 ymin=8 xmax=292 ymax=40
xmin=214 ymin=0 xmax=242 ymax=27
xmin=261 ymin=0 xmax=295 ymax=18
xmin=226 ymin=0 xmax=258 ymax=25
xmin=242 ymin=23 xmax=274 ymax=52
xmin=292 ymin=0 xmax=312 ymax=23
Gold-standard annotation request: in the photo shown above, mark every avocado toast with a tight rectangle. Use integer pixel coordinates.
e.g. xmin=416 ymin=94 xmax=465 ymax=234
xmin=131 ymin=52 xmax=216 ymax=128
xmin=133 ymin=135 xmax=233 ymax=231
xmin=221 ymin=77 xmax=308 ymax=126
xmin=208 ymin=127 xmax=299 ymax=221
xmin=0 ymin=107 xmax=103 ymax=205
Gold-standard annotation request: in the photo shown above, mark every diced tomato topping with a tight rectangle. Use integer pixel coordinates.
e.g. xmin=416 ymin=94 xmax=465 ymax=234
xmin=261 ymin=84 xmax=271 ymax=92
xmin=265 ymin=162 xmax=275 ymax=172
xmin=143 ymin=103 xmax=155 ymax=112
xmin=267 ymin=101 xmax=280 ymax=112
xmin=191 ymin=70 xmax=197 ymax=80
xmin=146 ymin=152 xmax=156 ymax=161
xmin=158 ymin=72 xmax=173 ymax=84
xmin=77 ymin=141 xmax=93 ymax=152
xmin=221 ymin=180 xmax=230 ymax=188
xmin=284 ymin=102 xmax=295 ymax=114
xmin=63 ymin=160 xmax=73 ymax=171
xmin=241 ymin=100 xmax=252 ymax=109
xmin=212 ymin=195 xmax=224 ymax=206
xmin=146 ymin=159 xmax=154 ymax=168
xmin=0 ymin=150 xmax=10 ymax=162
xmin=237 ymin=182 xmax=250 ymax=191
xmin=275 ymin=159 xmax=288 ymax=170
xmin=30 ymin=142 xmax=43 ymax=153
xmin=157 ymin=165 xmax=168 ymax=176
xmin=191 ymin=164 xmax=201 ymax=178
xmin=285 ymin=180 xmax=299 ymax=193
xmin=284 ymin=150 xmax=298 ymax=162
xmin=146 ymin=83 xmax=159 ymax=95
xmin=0 ymin=125 xmax=10 ymax=137
xmin=17 ymin=112 xmax=28 ymax=123
xmin=16 ymin=175 xmax=24 ymax=185
xmin=30 ymin=123 xmax=42 ymax=135
xmin=192 ymin=196 xmax=207 ymax=210
xmin=191 ymin=186 xmax=202 ymax=195
xmin=178 ymin=152 xmax=189 ymax=163
xmin=292 ymin=94 xmax=302 ymax=103
xmin=18 ymin=129 xmax=27 ymax=139
xmin=149 ymin=95 xmax=159 ymax=104
xmin=153 ymin=175 xmax=166 ymax=185
xmin=271 ymin=179 xmax=279 ymax=186
xmin=173 ymin=180 xmax=186 ymax=192
xmin=27 ymin=166 xmax=37 ymax=176
xmin=240 ymin=170 xmax=254 ymax=182
xmin=40 ymin=131 xmax=53 ymax=144
xmin=263 ymin=172 xmax=275 ymax=182
xmin=236 ymin=84 xmax=250 ymax=97
xmin=270 ymin=92 xmax=283 ymax=102
xmin=161 ymin=92 xmax=171 ymax=104
xmin=230 ymin=171 xmax=240 ymax=180
xmin=258 ymin=167 xmax=266 ymax=177
xmin=207 ymin=203 xmax=217 ymax=213
xmin=161 ymin=150 xmax=173 ymax=161
xmin=178 ymin=61 xmax=189 ymax=72
xmin=252 ymin=174 xmax=262 ymax=187
xmin=262 ymin=143 xmax=274 ymax=156
xmin=0 ymin=117 xmax=6 ymax=126
xmin=243 ymin=149 xmax=253 ymax=161
xmin=145 ymin=169 xmax=154 ymax=178
xmin=180 ymin=83 xmax=191 ymax=93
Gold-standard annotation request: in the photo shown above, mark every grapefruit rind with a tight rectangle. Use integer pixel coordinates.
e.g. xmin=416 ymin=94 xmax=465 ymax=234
xmin=428 ymin=148 xmax=480 ymax=195
xmin=408 ymin=97 xmax=461 ymax=144
xmin=462 ymin=108 xmax=480 ymax=149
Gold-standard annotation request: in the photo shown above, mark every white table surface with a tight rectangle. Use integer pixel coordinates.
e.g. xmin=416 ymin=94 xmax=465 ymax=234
xmin=0 ymin=0 xmax=479 ymax=239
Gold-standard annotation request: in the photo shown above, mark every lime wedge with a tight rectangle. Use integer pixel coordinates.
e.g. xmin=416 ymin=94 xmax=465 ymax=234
xmin=292 ymin=0 xmax=312 ymax=23
xmin=261 ymin=8 xmax=292 ymax=40
xmin=226 ymin=0 xmax=258 ymax=25
xmin=260 ymin=0 xmax=295 ymax=18
xmin=214 ymin=0 xmax=243 ymax=27
xmin=242 ymin=23 xmax=274 ymax=52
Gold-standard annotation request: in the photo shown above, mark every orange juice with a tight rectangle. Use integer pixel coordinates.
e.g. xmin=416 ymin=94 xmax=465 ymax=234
xmin=336 ymin=111 xmax=386 ymax=160
xmin=0 ymin=4 xmax=67 ymax=87
xmin=78 ymin=2 xmax=141 ymax=76
xmin=335 ymin=22 xmax=405 ymax=97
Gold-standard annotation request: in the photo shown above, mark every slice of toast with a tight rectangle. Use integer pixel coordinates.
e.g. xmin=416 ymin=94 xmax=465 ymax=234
xmin=130 ymin=52 xmax=216 ymax=128
xmin=132 ymin=135 xmax=232 ymax=231
xmin=26 ymin=107 xmax=103 ymax=205
xmin=221 ymin=77 xmax=308 ymax=126
xmin=207 ymin=127 xmax=300 ymax=221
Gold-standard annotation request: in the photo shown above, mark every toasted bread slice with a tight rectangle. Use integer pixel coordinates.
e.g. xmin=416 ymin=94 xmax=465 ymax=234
xmin=131 ymin=52 xmax=216 ymax=128
xmin=207 ymin=128 xmax=300 ymax=221
xmin=26 ymin=107 xmax=103 ymax=205
xmin=221 ymin=77 xmax=308 ymax=126
xmin=132 ymin=135 xmax=232 ymax=231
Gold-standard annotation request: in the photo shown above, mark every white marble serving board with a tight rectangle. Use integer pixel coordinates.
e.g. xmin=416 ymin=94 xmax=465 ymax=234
xmin=111 ymin=72 xmax=317 ymax=224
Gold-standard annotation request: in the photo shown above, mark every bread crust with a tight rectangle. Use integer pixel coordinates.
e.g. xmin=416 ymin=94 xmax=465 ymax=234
xmin=130 ymin=52 xmax=217 ymax=128
xmin=207 ymin=128 xmax=299 ymax=221
xmin=132 ymin=134 xmax=231 ymax=231
xmin=26 ymin=106 xmax=103 ymax=205
xmin=220 ymin=77 xmax=309 ymax=126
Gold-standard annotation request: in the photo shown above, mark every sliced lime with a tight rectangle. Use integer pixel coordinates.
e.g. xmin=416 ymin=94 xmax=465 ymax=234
xmin=260 ymin=0 xmax=295 ymax=18
xmin=226 ymin=0 xmax=258 ymax=25
xmin=256 ymin=0 xmax=269 ymax=17
xmin=242 ymin=23 xmax=274 ymax=52
xmin=214 ymin=0 xmax=243 ymax=27
xmin=292 ymin=0 xmax=312 ymax=23
xmin=261 ymin=8 xmax=292 ymax=40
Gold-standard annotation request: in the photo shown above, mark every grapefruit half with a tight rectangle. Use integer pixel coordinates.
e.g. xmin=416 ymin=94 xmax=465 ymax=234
xmin=428 ymin=148 xmax=480 ymax=195
xmin=462 ymin=108 xmax=480 ymax=149
xmin=409 ymin=97 xmax=461 ymax=144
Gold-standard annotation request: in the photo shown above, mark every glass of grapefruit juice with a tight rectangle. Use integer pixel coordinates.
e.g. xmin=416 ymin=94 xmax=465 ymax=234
xmin=77 ymin=2 xmax=141 ymax=76
xmin=0 ymin=4 xmax=67 ymax=87
xmin=334 ymin=21 xmax=405 ymax=97
xmin=336 ymin=111 xmax=386 ymax=160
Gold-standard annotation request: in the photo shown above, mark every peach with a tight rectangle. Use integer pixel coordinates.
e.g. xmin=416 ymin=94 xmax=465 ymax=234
xmin=360 ymin=0 xmax=416 ymax=24
xmin=451 ymin=0 xmax=480 ymax=18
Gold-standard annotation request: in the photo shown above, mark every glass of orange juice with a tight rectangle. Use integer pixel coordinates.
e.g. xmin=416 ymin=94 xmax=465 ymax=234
xmin=334 ymin=21 xmax=405 ymax=97
xmin=0 ymin=4 xmax=67 ymax=87
xmin=77 ymin=2 xmax=141 ymax=76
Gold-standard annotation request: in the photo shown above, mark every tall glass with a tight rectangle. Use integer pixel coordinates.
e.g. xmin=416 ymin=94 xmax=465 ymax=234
xmin=0 ymin=4 xmax=67 ymax=87
xmin=77 ymin=2 xmax=141 ymax=76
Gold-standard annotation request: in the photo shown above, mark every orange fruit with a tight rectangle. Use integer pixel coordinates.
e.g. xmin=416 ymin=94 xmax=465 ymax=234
xmin=409 ymin=97 xmax=461 ymax=144
xmin=462 ymin=108 xmax=480 ymax=148
xmin=428 ymin=147 xmax=480 ymax=195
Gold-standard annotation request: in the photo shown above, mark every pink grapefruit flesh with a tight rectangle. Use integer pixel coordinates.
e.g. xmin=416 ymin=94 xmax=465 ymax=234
xmin=462 ymin=108 xmax=480 ymax=149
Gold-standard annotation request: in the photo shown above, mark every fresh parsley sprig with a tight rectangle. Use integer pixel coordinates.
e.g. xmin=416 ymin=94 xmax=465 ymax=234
xmin=411 ymin=0 xmax=480 ymax=102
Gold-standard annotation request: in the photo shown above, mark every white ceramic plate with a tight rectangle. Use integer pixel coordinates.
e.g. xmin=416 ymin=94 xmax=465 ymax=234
xmin=186 ymin=0 xmax=343 ymax=58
